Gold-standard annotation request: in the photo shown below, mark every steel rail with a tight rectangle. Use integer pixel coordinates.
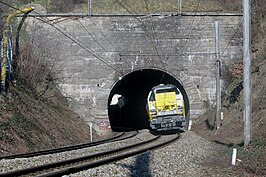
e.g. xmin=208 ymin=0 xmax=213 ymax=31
xmin=0 ymin=131 xmax=137 ymax=160
xmin=0 ymin=133 xmax=179 ymax=177
xmin=0 ymin=133 xmax=168 ymax=177
xmin=39 ymin=133 xmax=180 ymax=177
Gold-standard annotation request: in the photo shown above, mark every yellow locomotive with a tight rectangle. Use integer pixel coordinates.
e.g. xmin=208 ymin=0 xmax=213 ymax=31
xmin=147 ymin=84 xmax=186 ymax=131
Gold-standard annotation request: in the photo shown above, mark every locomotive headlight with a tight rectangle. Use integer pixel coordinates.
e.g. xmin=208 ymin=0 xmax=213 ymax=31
xmin=150 ymin=109 xmax=156 ymax=115
xmin=173 ymin=108 xmax=177 ymax=113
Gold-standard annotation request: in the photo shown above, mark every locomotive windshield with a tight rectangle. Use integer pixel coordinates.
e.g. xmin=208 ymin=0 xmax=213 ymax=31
xmin=149 ymin=92 xmax=155 ymax=101
xmin=156 ymin=88 xmax=179 ymax=94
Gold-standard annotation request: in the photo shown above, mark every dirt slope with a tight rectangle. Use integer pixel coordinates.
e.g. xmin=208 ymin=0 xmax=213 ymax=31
xmin=0 ymin=85 xmax=92 ymax=157
xmin=193 ymin=25 xmax=266 ymax=177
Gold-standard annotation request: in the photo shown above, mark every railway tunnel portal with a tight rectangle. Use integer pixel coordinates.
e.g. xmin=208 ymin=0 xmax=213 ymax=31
xmin=108 ymin=68 xmax=189 ymax=131
xmin=26 ymin=13 xmax=242 ymax=134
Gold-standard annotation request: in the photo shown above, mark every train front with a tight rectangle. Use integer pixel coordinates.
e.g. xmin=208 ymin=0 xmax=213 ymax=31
xmin=147 ymin=84 xmax=186 ymax=131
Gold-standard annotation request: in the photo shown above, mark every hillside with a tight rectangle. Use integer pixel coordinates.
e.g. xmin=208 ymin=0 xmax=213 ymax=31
xmin=193 ymin=8 xmax=266 ymax=176
xmin=0 ymin=1 xmax=96 ymax=157
xmin=0 ymin=85 xmax=92 ymax=157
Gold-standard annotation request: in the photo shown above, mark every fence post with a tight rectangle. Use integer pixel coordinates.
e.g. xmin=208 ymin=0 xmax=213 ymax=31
xmin=178 ymin=0 xmax=182 ymax=16
xmin=89 ymin=122 xmax=93 ymax=142
xmin=88 ymin=0 xmax=92 ymax=16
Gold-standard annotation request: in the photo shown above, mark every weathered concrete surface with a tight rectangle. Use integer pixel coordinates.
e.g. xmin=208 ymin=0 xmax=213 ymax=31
xmin=27 ymin=14 xmax=242 ymax=133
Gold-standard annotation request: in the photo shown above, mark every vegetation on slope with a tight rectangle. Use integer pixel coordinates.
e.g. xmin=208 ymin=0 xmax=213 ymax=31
xmin=0 ymin=86 xmax=91 ymax=156
xmin=0 ymin=36 xmax=92 ymax=156
xmin=0 ymin=1 xmax=92 ymax=156
xmin=192 ymin=1 xmax=266 ymax=175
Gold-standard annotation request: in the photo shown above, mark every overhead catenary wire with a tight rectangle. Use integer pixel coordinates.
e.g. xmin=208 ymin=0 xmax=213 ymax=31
xmin=61 ymin=0 xmax=110 ymax=53
xmin=163 ymin=0 xmax=201 ymax=64
xmin=0 ymin=1 xmax=123 ymax=76
xmin=115 ymin=0 xmax=208 ymax=84
xmin=114 ymin=0 xmax=165 ymax=62
xmin=114 ymin=0 xmax=242 ymax=86
xmin=0 ymin=1 xmax=243 ymax=83
xmin=163 ymin=0 xmax=205 ymax=80
xmin=220 ymin=20 xmax=243 ymax=59
xmin=169 ymin=0 xmax=242 ymax=86
xmin=142 ymin=0 xmax=165 ymax=59
xmin=35 ymin=18 xmax=123 ymax=74
xmin=77 ymin=3 xmax=120 ymax=53
xmin=178 ymin=0 xmax=201 ymax=56
xmin=196 ymin=20 xmax=243 ymax=86
xmin=193 ymin=20 xmax=243 ymax=86
xmin=183 ymin=1 xmax=243 ymax=86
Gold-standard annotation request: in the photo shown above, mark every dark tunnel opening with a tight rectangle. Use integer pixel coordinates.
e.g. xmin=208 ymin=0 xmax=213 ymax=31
xmin=108 ymin=68 xmax=189 ymax=132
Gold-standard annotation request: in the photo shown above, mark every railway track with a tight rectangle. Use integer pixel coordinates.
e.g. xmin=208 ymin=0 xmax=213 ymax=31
xmin=0 ymin=131 xmax=137 ymax=160
xmin=0 ymin=133 xmax=180 ymax=177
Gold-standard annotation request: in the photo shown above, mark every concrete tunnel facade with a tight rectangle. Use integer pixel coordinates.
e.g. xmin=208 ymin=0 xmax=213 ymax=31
xmin=27 ymin=15 xmax=242 ymax=133
xmin=108 ymin=68 xmax=190 ymax=131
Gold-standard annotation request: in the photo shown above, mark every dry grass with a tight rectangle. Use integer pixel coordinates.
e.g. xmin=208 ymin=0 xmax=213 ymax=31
xmin=0 ymin=85 xmax=92 ymax=156
xmin=0 ymin=13 xmax=92 ymax=156
xmin=28 ymin=0 xmax=243 ymax=14
xmin=192 ymin=1 xmax=266 ymax=175
xmin=193 ymin=43 xmax=266 ymax=177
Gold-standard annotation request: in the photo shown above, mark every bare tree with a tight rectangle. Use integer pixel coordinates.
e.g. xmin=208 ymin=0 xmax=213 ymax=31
xmin=16 ymin=24 xmax=63 ymax=98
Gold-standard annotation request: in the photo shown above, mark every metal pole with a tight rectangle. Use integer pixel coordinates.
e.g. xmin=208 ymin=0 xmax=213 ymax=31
xmin=88 ymin=0 xmax=92 ymax=16
xmin=178 ymin=0 xmax=182 ymax=16
xmin=8 ymin=25 xmax=13 ymax=80
xmin=215 ymin=21 xmax=221 ymax=130
xmin=0 ymin=7 xmax=34 ymax=93
xmin=0 ymin=33 xmax=3 ymax=61
xmin=243 ymin=0 xmax=252 ymax=146
xmin=0 ymin=36 xmax=3 ymax=90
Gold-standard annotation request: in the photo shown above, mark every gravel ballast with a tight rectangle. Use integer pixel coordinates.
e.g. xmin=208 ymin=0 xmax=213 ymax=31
xmin=68 ymin=131 xmax=228 ymax=177
xmin=0 ymin=130 xmax=232 ymax=176
xmin=0 ymin=130 xmax=155 ymax=173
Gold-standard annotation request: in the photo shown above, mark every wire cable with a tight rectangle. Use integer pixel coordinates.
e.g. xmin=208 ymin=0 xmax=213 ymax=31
xmin=77 ymin=3 xmax=120 ymax=53
xmin=36 ymin=18 xmax=123 ymax=74
xmin=114 ymin=0 xmax=164 ymax=61
xmin=162 ymin=0 xmax=201 ymax=64
xmin=197 ymin=20 xmax=243 ymax=86
xmin=220 ymin=20 xmax=243 ymax=59
xmin=61 ymin=0 xmax=110 ymax=53
xmin=0 ymin=1 xmax=123 ymax=75
xmin=178 ymin=0 xmax=201 ymax=56
xmin=142 ymin=0 xmax=166 ymax=60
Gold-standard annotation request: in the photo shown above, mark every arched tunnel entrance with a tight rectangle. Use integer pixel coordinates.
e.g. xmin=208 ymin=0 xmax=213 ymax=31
xmin=108 ymin=68 xmax=189 ymax=131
